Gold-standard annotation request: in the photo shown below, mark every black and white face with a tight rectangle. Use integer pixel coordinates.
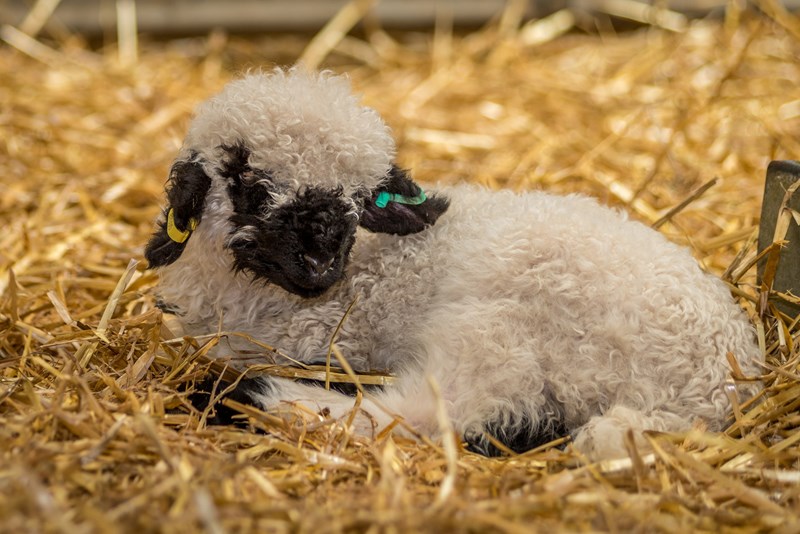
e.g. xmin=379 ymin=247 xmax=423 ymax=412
xmin=144 ymin=70 xmax=450 ymax=298
xmin=220 ymin=144 xmax=359 ymax=297
xmin=145 ymin=143 xmax=450 ymax=299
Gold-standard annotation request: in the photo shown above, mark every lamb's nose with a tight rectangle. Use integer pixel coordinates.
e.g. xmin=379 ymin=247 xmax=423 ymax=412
xmin=303 ymin=254 xmax=334 ymax=275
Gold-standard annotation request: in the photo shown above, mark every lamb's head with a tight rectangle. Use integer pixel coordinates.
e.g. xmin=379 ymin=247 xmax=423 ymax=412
xmin=145 ymin=68 xmax=449 ymax=298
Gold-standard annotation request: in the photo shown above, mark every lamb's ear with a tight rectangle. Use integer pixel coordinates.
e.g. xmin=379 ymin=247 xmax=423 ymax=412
xmin=145 ymin=159 xmax=212 ymax=268
xmin=359 ymin=166 xmax=449 ymax=235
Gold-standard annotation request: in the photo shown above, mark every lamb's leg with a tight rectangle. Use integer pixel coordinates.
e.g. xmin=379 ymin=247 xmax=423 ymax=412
xmin=571 ymin=405 xmax=690 ymax=460
xmin=463 ymin=398 xmax=569 ymax=457
xmin=191 ymin=375 xmax=403 ymax=438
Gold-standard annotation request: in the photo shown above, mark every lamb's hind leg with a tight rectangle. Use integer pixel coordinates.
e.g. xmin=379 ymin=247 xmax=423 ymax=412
xmin=571 ymin=405 xmax=690 ymax=460
xmin=463 ymin=385 xmax=569 ymax=457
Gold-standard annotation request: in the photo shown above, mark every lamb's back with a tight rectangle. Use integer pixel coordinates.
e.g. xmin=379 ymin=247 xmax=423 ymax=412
xmin=361 ymin=185 xmax=759 ymax=422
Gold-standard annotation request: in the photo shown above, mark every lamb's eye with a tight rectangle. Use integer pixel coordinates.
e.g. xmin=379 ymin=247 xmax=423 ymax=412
xmin=230 ymin=239 xmax=257 ymax=251
xmin=228 ymin=168 xmax=274 ymax=215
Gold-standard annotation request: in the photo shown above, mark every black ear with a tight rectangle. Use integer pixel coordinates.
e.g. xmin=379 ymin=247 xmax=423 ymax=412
xmin=359 ymin=166 xmax=449 ymax=236
xmin=145 ymin=158 xmax=212 ymax=268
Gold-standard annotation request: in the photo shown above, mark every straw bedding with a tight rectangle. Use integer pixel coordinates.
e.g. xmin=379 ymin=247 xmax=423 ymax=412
xmin=2 ymin=5 xmax=800 ymax=532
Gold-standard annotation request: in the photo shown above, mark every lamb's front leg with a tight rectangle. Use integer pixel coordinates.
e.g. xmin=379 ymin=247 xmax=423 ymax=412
xmin=192 ymin=375 xmax=400 ymax=438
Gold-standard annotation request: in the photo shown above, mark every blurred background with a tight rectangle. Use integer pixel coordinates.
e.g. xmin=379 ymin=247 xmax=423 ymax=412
xmin=3 ymin=0 xmax=800 ymax=35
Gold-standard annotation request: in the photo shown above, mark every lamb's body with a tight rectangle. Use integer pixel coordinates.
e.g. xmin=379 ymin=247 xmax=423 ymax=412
xmin=158 ymin=183 xmax=760 ymax=459
xmin=147 ymin=69 xmax=760 ymax=459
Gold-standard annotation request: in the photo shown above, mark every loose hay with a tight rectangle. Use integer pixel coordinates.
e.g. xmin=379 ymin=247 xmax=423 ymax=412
xmin=2 ymin=4 xmax=800 ymax=532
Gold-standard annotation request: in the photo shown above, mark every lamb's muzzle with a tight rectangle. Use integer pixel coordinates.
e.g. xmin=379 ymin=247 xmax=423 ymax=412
xmin=146 ymin=67 xmax=762 ymax=460
xmin=227 ymin=184 xmax=358 ymax=297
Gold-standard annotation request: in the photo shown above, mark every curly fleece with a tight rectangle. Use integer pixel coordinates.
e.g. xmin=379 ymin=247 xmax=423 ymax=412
xmin=182 ymin=68 xmax=394 ymax=207
xmin=150 ymin=68 xmax=762 ymax=460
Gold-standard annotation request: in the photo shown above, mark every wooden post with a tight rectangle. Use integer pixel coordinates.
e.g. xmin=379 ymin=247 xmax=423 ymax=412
xmin=757 ymin=160 xmax=800 ymax=319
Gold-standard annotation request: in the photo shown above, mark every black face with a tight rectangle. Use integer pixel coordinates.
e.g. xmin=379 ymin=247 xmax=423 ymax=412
xmin=220 ymin=145 xmax=357 ymax=298
xmin=228 ymin=187 xmax=357 ymax=298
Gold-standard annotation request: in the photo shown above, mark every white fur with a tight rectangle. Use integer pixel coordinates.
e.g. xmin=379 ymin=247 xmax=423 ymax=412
xmin=183 ymin=68 xmax=393 ymax=208
xmin=152 ymin=69 xmax=762 ymax=459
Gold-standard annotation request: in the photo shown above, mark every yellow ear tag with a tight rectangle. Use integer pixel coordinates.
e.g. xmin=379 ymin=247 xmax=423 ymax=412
xmin=166 ymin=208 xmax=198 ymax=244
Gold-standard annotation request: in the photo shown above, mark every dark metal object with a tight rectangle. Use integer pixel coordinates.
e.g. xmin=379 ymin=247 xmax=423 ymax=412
xmin=757 ymin=160 xmax=800 ymax=319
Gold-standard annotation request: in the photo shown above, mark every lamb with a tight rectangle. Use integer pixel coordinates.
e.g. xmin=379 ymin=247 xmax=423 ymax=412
xmin=145 ymin=67 xmax=762 ymax=459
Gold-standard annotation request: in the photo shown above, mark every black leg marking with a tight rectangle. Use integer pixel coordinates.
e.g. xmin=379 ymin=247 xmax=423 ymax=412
xmin=466 ymin=391 xmax=569 ymax=457
xmin=188 ymin=376 xmax=272 ymax=426
xmin=466 ymin=416 xmax=569 ymax=457
xmin=155 ymin=298 xmax=183 ymax=315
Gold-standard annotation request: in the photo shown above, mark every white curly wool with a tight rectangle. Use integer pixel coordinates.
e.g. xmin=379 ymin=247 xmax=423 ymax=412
xmin=152 ymin=68 xmax=762 ymax=459
xmin=182 ymin=69 xmax=394 ymax=207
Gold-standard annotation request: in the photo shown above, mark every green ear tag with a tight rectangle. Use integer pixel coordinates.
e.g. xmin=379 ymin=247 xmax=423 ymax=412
xmin=375 ymin=191 xmax=391 ymax=208
xmin=374 ymin=190 xmax=427 ymax=209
